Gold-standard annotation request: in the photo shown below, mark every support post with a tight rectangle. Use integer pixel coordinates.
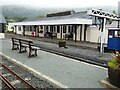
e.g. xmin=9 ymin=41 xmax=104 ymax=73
xmin=100 ymin=18 xmax=106 ymax=57
xmin=60 ymin=25 xmax=62 ymax=39
xmin=118 ymin=20 xmax=120 ymax=28
xmin=2 ymin=23 xmax=4 ymax=33
xmin=23 ymin=26 xmax=25 ymax=36
xmin=14 ymin=26 xmax=17 ymax=34
xmin=80 ymin=25 xmax=82 ymax=41
xmin=75 ymin=25 xmax=77 ymax=42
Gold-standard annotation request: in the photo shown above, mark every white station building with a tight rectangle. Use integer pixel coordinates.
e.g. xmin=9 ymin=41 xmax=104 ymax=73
xmin=10 ymin=9 xmax=119 ymax=44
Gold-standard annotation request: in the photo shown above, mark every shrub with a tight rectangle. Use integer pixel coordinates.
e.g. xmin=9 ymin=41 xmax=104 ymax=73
xmin=108 ymin=51 xmax=120 ymax=69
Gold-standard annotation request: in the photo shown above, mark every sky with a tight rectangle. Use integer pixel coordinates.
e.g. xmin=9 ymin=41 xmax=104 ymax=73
xmin=0 ymin=0 xmax=120 ymax=8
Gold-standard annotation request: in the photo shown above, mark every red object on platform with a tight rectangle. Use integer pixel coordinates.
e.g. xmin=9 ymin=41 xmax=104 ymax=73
xmin=32 ymin=32 xmax=34 ymax=37
xmin=31 ymin=32 xmax=34 ymax=39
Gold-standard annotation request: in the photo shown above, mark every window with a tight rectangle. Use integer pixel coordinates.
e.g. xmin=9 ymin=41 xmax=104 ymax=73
xmin=18 ymin=27 xmax=21 ymax=31
xmin=63 ymin=26 xmax=66 ymax=33
xmin=25 ymin=26 xmax=29 ymax=31
xmin=109 ymin=31 xmax=114 ymax=38
xmin=57 ymin=26 xmax=60 ymax=33
xmin=114 ymin=31 xmax=120 ymax=38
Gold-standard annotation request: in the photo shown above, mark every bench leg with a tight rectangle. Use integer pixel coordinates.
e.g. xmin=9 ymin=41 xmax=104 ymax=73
xmin=12 ymin=44 xmax=19 ymax=50
xmin=28 ymin=49 xmax=37 ymax=58
xmin=19 ymin=46 xmax=27 ymax=53
xmin=28 ymin=49 xmax=32 ymax=57
xmin=35 ymin=50 xmax=37 ymax=56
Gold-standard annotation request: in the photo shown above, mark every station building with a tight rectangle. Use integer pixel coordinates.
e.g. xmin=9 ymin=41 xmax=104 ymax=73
xmin=12 ymin=10 xmax=118 ymax=44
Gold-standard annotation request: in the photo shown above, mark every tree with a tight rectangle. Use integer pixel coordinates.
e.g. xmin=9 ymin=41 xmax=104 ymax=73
xmin=113 ymin=10 xmax=117 ymax=14
xmin=37 ymin=15 xmax=45 ymax=19
xmin=108 ymin=10 xmax=117 ymax=24
xmin=12 ymin=17 xmax=27 ymax=22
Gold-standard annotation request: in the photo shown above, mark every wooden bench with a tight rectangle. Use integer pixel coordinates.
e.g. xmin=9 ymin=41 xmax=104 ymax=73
xmin=11 ymin=38 xmax=40 ymax=58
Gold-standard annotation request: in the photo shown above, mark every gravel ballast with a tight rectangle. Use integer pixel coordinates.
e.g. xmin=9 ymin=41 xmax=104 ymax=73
xmin=1 ymin=56 xmax=55 ymax=89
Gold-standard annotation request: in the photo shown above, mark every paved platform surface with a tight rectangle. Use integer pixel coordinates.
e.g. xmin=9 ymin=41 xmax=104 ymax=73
xmin=0 ymin=39 xmax=108 ymax=88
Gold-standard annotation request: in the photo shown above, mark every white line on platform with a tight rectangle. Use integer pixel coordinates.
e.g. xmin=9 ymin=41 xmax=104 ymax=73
xmin=50 ymin=52 xmax=107 ymax=70
xmin=0 ymin=53 xmax=69 ymax=89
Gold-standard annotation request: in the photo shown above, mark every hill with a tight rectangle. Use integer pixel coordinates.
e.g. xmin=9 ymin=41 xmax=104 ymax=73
xmin=2 ymin=5 xmax=118 ymax=20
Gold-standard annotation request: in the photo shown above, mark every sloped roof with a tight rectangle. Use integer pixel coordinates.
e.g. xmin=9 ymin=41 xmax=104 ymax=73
xmin=0 ymin=14 xmax=6 ymax=23
xmin=23 ymin=11 xmax=89 ymax=22
xmin=22 ymin=10 xmax=101 ymax=25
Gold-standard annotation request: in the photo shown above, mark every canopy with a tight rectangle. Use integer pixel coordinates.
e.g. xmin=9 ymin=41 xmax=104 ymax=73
xmin=14 ymin=18 xmax=92 ymax=26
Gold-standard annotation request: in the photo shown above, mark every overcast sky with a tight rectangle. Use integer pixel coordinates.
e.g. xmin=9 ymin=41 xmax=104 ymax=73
xmin=1 ymin=0 xmax=120 ymax=8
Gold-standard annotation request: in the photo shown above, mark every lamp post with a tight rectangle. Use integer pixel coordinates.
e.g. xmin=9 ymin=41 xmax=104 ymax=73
xmin=100 ymin=18 xmax=106 ymax=56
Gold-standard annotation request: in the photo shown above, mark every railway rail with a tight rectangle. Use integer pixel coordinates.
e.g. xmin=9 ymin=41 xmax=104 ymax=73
xmin=0 ymin=56 xmax=55 ymax=89
xmin=1 ymin=64 xmax=37 ymax=90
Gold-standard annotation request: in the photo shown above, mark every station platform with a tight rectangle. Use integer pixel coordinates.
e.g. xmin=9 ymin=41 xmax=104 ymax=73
xmin=0 ymin=39 xmax=108 ymax=88
xmin=5 ymin=33 xmax=113 ymax=66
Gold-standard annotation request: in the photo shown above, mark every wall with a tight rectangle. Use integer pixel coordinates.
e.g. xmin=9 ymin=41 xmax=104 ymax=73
xmin=73 ymin=25 xmax=81 ymax=41
xmin=0 ymin=33 xmax=5 ymax=38
xmin=88 ymin=26 xmax=108 ymax=44
xmin=76 ymin=25 xmax=80 ymax=41
xmin=86 ymin=26 xmax=90 ymax=42
xmin=81 ymin=25 xmax=85 ymax=41
xmin=89 ymin=27 xmax=102 ymax=43
xmin=25 ymin=31 xmax=32 ymax=36
xmin=8 ymin=23 xmax=14 ymax=31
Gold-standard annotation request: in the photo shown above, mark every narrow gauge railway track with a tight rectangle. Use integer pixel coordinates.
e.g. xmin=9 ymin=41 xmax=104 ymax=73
xmin=36 ymin=46 xmax=108 ymax=68
xmin=0 ymin=64 xmax=37 ymax=90
xmin=0 ymin=56 xmax=55 ymax=89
